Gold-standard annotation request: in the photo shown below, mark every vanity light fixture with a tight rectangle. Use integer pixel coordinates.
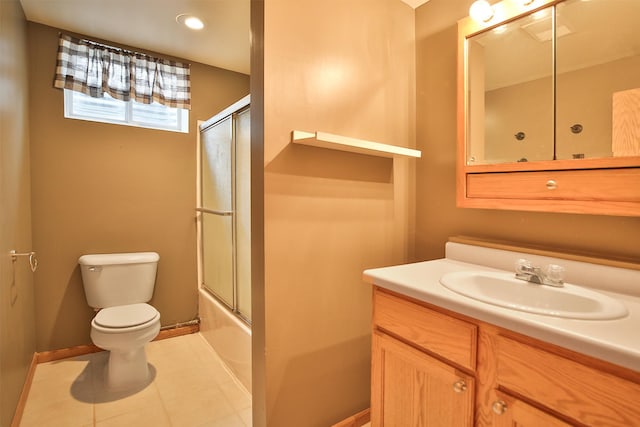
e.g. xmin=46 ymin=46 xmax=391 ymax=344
xmin=469 ymin=0 xmax=494 ymax=23
xmin=176 ymin=14 xmax=205 ymax=30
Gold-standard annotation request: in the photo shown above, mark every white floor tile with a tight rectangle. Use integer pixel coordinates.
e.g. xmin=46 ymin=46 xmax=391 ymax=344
xmin=19 ymin=333 xmax=252 ymax=427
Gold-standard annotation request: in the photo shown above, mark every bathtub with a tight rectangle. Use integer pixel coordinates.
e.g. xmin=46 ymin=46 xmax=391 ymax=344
xmin=198 ymin=288 xmax=252 ymax=393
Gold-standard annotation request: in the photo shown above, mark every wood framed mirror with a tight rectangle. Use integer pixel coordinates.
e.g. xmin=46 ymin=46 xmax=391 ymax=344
xmin=457 ymin=0 xmax=640 ymax=216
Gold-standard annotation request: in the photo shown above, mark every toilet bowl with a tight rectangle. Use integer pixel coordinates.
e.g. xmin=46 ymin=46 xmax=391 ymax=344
xmin=79 ymin=252 xmax=161 ymax=390
xmin=91 ymin=303 xmax=160 ymax=389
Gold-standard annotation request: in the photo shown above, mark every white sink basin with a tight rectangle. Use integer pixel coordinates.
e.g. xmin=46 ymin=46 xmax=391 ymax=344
xmin=439 ymin=271 xmax=628 ymax=320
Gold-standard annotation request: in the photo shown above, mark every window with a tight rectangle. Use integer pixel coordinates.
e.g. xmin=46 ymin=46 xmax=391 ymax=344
xmin=55 ymin=33 xmax=191 ymax=134
xmin=64 ymin=89 xmax=189 ymax=133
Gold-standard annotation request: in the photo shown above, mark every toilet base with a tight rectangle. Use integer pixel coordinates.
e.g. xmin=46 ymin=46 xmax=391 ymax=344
xmin=90 ymin=313 xmax=160 ymax=391
xmin=104 ymin=347 xmax=150 ymax=390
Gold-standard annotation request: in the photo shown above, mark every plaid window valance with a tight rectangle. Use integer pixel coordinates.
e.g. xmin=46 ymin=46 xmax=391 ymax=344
xmin=54 ymin=34 xmax=191 ymax=110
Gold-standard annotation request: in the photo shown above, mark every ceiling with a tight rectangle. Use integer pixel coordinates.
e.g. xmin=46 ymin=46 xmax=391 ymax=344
xmin=401 ymin=0 xmax=431 ymax=7
xmin=20 ymin=0 xmax=430 ymax=76
xmin=20 ymin=0 xmax=251 ymax=75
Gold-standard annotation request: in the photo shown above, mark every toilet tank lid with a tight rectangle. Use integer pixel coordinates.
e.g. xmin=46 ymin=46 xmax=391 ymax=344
xmin=78 ymin=252 xmax=160 ymax=266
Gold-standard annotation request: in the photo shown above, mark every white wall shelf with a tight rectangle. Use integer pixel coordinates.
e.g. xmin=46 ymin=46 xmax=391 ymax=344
xmin=291 ymin=131 xmax=422 ymax=159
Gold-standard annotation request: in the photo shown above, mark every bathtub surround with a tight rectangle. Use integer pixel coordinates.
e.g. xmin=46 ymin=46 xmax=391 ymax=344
xmin=199 ymin=289 xmax=252 ymax=393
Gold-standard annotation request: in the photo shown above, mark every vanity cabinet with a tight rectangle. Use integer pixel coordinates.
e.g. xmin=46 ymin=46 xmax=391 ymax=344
xmin=372 ymin=290 xmax=476 ymax=426
xmin=372 ymin=332 xmax=474 ymax=426
xmin=371 ymin=287 xmax=640 ymax=426
xmin=488 ymin=334 xmax=640 ymax=426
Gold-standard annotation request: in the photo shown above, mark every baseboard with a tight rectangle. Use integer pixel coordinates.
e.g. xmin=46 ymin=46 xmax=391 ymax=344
xmin=11 ymin=323 xmax=200 ymax=426
xmin=332 ymin=408 xmax=371 ymax=427
xmin=36 ymin=323 xmax=200 ymax=363
xmin=36 ymin=344 xmax=102 ymax=364
xmin=157 ymin=323 xmax=199 ymax=340
xmin=10 ymin=353 xmax=38 ymax=427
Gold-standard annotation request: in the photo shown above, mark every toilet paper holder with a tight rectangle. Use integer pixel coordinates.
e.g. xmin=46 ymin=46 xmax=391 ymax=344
xmin=10 ymin=250 xmax=38 ymax=272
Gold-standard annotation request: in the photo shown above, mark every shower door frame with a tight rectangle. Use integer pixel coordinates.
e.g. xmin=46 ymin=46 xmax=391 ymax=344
xmin=196 ymin=96 xmax=251 ymax=325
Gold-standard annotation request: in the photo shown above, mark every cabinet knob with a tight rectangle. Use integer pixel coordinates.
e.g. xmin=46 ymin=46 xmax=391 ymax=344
xmin=492 ymin=400 xmax=508 ymax=415
xmin=546 ymin=179 xmax=557 ymax=190
xmin=452 ymin=380 xmax=467 ymax=393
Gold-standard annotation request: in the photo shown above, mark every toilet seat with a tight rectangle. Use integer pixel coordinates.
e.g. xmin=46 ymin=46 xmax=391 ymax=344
xmin=93 ymin=303 xmax=159 ymax=330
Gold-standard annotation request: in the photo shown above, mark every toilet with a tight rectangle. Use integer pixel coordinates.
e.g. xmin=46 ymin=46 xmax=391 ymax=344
xmin=78 ymin=252 xmax=161 ymax=390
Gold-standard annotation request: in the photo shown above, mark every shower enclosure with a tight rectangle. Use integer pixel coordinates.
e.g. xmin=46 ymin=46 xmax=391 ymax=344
xmin=196 ymin=95 xmax=252 ymax=392
xmin=197 ymin=95 xmax=251 ymax=323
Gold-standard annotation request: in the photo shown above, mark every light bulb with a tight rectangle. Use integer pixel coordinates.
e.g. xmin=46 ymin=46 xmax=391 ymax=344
xmin=184 ymin=17 xmax=204 ymax=30
xmin=469 ymin=0 xmax=494 ymax=23
xmin=176 ymin=14 xmax=205 ymax=31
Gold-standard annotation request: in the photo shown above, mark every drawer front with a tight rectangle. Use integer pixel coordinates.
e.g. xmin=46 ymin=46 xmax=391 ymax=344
xmin=373 ymin=289 xmax=477 ymax=371
xmin=496 ymin=335 xmax=640 ymax=426
xmin=467 ymin=168 xmax=640 ymax=201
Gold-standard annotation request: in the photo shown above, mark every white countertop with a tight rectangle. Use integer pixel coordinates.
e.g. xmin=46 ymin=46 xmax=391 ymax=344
xmin=363 ymin=246 xmax=640 ymax=373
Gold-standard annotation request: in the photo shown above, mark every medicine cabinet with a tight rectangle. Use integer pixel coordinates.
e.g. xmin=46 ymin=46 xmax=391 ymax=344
xmin=457 ymin=0 xmax=640 ymax=216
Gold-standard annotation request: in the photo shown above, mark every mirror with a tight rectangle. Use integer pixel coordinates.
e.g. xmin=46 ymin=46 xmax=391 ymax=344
xmin=466 ymin=0 xmax=640 ymax=165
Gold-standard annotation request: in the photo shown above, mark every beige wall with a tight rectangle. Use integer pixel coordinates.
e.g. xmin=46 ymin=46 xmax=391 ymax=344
xmin=0 ymin=0 xmax=37 ymax=425
xmin=483 ymin=55 xmax=640 ymax=162
xmin=485 ymin=76 xmax=554 ymax=162
xmin=27 ymin=23 xmax=250 ymax=351
xmin=415 ymin=0 xmax=640 ymax=264
xmin=259 ymin=0 xmax=415 ymax=425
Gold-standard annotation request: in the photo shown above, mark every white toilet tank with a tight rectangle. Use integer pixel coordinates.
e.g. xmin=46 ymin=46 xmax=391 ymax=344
xmin=79 ymin=252 xmax=160 ymax=309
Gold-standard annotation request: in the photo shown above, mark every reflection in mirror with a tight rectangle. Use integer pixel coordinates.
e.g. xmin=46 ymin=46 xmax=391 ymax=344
xmin=466 ymin=0 xmax=640 ymax=166
xmin=467 ymin=8 xmax=554 ymax=165
xmin=556 ymin=0 xmax=640 ymax=160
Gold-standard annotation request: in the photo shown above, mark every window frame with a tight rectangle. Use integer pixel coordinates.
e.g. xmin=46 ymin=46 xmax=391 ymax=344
xmin=63 ymin=89 xmax=189 ymax=133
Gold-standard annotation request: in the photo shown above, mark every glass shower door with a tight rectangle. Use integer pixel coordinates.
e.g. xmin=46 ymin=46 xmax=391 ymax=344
xmin=234 ymin=108 xmax=251 ymax=320
xmin=198 ymin=102 xmax=251 ymax=323
xmin=200 ymin=116 xmax=235 ymax=308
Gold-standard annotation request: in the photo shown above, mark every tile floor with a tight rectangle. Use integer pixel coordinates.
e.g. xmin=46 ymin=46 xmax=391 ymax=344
xmin=20 ymin=333 xmax=252 ymax=427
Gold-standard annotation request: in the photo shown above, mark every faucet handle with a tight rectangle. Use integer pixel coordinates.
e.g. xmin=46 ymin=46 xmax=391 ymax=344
xmin=545 ymin=264 xmax=565 ymax=285
xmin=515 ymin=258 xmax=532 ymax=274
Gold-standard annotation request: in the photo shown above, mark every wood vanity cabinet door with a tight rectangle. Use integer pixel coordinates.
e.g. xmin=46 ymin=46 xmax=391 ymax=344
xmin=490 ymin=391 xmax=572 ymax=427
xmin=495 ymin=335 xmax=640 ymax=426
xmin=371 ymin=331 xmax=474 ymax=426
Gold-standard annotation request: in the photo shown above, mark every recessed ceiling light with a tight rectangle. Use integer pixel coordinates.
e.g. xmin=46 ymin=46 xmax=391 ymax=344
xmin=176 ymin=14 xmax=204 ymax=30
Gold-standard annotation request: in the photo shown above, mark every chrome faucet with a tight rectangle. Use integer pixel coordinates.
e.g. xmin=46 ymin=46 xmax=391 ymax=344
xmin=515 ymin=259 xmax=565 ymax=287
